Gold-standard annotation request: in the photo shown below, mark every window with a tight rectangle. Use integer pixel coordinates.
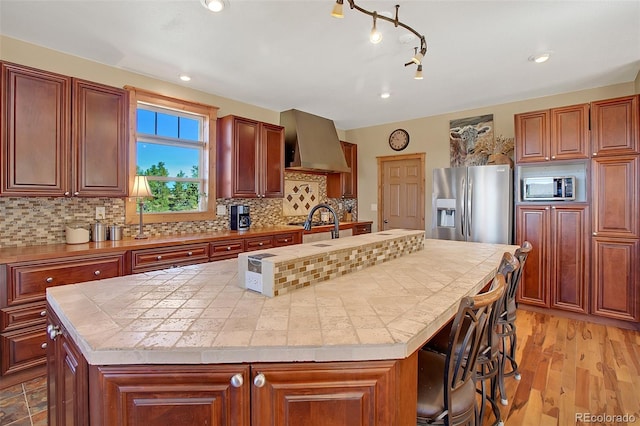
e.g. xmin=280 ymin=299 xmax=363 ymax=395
xmin=125 ymin=87 xmax=218 ymax=225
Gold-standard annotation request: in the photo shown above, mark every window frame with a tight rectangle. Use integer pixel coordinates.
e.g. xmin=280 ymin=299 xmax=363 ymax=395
xmin=125 ymin=87 xmax=218 ymax=225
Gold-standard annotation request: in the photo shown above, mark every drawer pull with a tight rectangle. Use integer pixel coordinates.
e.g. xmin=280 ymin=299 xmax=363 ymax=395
xmin=551 ymin=155 xmax=556 ymax=159
xmin=157 ymin=255 xmax=163 ymax=260
xmin=187 ymin=251 xmax=193 ymax=256
xmin=46 ymin=277 xmax=54 ymax=283
xmin=94 ymin=270 xmax=101 ymax=276
xmin=253 ymin=373 xmax=266 ymax=388
xmin=40 ymin=310 xmax=47 ymax=317
xmin=47 ymin=324 xmax=62 ymax=340
xmin=545 ymin=156 xmax=549 ymax=161
xmin=230 ymin=373 xmax=244 ymax=388
xmin=283 ymin=239 xmax=289 ymax=242
xmin=593 ymin=232 xmax=597 ymax=236
xmin=64 ymin=191 xmax=70 ymax=196
xmin=41 ymin=342 xmax=48 ymax=349
xmin=227 ymin=246 xmax=232 ymax=251
xmin=258 ymin=242 xmax=263 ymax=246
xmin=73 ymin=191 xmax=80 ymax=196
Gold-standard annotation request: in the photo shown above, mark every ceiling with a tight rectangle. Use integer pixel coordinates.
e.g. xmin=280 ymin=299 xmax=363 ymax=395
xmin=1 ymin=0 xmax=639 ymax=130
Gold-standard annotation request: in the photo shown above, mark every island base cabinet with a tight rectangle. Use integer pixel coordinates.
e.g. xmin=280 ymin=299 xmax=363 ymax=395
xmin=251 ymin=355 xmax=417 ymax=426
xmin=90 ymin=365 xmax=251 ymax=425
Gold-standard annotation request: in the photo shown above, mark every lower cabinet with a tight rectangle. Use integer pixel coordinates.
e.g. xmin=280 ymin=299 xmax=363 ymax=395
xmin=516 ymin=204 xmax=590 ymax=313
xmin=47 ymin=306 xmax=417 ymax=426
xmin=131 ymin=243 xmax=210 ymax=273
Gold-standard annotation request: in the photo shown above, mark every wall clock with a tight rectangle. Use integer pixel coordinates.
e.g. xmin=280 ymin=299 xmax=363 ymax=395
xmin=389 ymin=128 xmax=410 ymax=151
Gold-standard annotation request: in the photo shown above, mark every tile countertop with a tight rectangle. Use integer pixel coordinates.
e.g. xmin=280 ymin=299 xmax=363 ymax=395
xmin=46 ymin=237 xmax=517 ymax=366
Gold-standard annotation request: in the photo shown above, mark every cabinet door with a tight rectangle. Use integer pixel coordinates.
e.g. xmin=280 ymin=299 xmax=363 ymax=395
xmin=591 ymin=95 xmax=639 ymax=156
xmin=92 ymin=365 xmax=250 ymax=426
xmin=261 ymin=123 xmax=284 ymax=198
xmin=591 ymin=237 xmax=638 ymax=322
xmin=232 ymin=117 xmax=259 ymax=197
xmin=592 ymin=155 xmax=639 ymax=238
xmin=251 ymin=361 xmax=399 ymax=426
xmin=515 ymin=110 xmax=549 ymax=163
xmin=341 ymin=142 xmax=357 ymax=198
xmin=550 ymin=104 xmax=590 ymax=160
xmin=516 ymin=206 xmax=550 ymax=307
xmin=1 ymin=62 xmax=71 ymax=196
xmin=0 ymin=325 xmax=47 ymax=375
xmin=550 ymin=206 xmax=589 ymax=313
xmin=72 ymin=79 xmax=128 ymax=197
xmin=47 ymin=308 xmax=89 ymax=426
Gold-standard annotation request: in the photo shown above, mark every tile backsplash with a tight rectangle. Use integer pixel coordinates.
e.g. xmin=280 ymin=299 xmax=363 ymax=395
xmin=0 ymin=171 xmax=357 ymax=248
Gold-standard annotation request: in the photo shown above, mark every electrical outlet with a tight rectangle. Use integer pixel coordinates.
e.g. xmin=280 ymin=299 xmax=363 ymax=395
xmin=216 ymin=204 xmax=227 ymax=216
xmin=95 ymin=207 xmax=106 ymax=220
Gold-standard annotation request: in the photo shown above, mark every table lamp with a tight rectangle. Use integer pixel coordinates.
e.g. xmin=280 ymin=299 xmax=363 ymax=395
xmin=131 ymin=175 xmax=153 ymax=239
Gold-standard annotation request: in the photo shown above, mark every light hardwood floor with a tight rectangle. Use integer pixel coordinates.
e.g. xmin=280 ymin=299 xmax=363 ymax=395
xmin=491 ymin=310 xmax=640 ymax=426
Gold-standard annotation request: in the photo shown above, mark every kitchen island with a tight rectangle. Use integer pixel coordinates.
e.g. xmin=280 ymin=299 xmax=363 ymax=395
xmin=46 ymin=237 xmax=516 ymax=425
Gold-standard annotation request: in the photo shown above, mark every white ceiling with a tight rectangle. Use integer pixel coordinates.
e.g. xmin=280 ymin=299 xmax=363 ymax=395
xmin=1 ymin=0 xmax=639 ymax=130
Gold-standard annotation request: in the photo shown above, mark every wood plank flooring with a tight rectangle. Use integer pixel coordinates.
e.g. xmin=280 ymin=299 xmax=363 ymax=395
xmin=490 ymin=310 xmax=640 ymax=426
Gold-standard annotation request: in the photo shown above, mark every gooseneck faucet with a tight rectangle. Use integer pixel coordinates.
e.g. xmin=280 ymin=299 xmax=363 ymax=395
xmin=303 ymin=203 xmax=340 ymax=239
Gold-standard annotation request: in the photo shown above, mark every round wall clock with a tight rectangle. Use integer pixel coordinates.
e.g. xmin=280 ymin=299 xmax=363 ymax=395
xmin=389 ymin=128 xmax=410 ymax=151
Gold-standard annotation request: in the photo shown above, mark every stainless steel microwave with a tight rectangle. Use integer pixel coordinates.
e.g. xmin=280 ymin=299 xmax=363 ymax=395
xmin=522 ymin=176 xmax=575 ymax=201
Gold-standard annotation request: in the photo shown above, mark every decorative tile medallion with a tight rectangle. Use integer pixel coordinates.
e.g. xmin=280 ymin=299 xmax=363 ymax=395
xmin=282 ymin=180 xmax=320 ymax=216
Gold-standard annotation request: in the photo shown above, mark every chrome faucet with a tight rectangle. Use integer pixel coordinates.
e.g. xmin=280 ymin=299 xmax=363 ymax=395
xmin=304 ymin=203 xmax=340 ymax=239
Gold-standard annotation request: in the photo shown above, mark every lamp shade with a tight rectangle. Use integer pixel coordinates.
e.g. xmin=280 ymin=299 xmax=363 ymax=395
xmin=131 ymin=175 xmax=153 ymax=198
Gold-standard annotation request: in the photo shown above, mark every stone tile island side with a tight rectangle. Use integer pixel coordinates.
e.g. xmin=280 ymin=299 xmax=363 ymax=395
xmin=46 ymin=234 xmax=517 ymax=365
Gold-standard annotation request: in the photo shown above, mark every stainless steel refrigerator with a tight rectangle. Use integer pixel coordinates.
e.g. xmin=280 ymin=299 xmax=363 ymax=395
xmin=432 ymin=165 xmax=512 ymax=244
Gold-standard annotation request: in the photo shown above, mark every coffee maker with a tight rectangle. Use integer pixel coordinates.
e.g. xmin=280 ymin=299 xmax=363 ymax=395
xmin=230 ymin=205 xmax=251 ymax=230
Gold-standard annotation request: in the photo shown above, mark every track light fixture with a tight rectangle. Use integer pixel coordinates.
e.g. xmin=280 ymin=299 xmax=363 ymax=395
xmin=331 ymin=0 xmax=427 ymax=78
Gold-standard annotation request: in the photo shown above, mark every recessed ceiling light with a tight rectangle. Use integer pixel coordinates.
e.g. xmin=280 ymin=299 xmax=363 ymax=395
xmin=380 ymin=92 xmax=391 ymax=99
xmin=179 ymin=75 xmax=191 ymax=82
xmin=200 ymin=0 xmax=226 ymax=12
xmin=529 ymin=53 xmax=550 ymax=63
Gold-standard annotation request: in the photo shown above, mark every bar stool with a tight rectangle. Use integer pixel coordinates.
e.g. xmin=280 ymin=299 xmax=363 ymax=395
xmin=417 ymin=272 xmax=506 ymax=426
xmin=496 ymin=241 xmax=532 ymax=406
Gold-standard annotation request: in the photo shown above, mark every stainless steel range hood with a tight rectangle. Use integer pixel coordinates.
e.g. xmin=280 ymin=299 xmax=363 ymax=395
xmin=280 ymin=109 xmax=350 ymax=173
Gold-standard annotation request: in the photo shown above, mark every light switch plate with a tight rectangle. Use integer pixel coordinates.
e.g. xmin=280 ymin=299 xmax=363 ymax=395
xmin=371 ymin=203 xmax=378 ymax=212
xmin=216 ymin=204 xmax=227 ymax=216
xmin=95 ymin=206 xmax=106 ymax=220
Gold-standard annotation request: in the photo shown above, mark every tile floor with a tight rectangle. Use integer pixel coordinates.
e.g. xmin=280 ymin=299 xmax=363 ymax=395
xmin=0 ymin=376 xmax=47 ymax=426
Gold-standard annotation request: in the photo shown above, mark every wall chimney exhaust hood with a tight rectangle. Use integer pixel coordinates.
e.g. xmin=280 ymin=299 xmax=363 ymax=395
xmin=280 ymin=109 xmax=350 ymax=173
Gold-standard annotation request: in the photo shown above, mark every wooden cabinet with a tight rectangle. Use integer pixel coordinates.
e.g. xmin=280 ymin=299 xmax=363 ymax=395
xmin=352 ymin=223 xmax=372 ymax=235
xmin=217 ymin=115 xmax=285 ymax=199
xmin=327 ymin=141 xmax=358 ymax=198
xmin=245 ymin=235 xmax=274 ymax=252
xmin=592 ymin=155 xmax=639 ymax=238
xmin=514 ymin=104 xmax=590 ymax=163
xmin=516 ymin=205 xmax=589 ymax=313
xmin=591 ymin=237 xmax=638 ymax=322
xmin=0 ymin=62 xmax=128 ymax=197
xmin=210 ymin=239 xmax=245 ymax=261
xmin=273 ymin=232 xmax=298 ymax=247
xmin=91 ymin=364 xmax=251 ymax=426
xmin=46 ymin=308 xmax=89 ymax=426
xmin=251 ymin=359 xmax=408 ymax=426
xmin=131 ymin=243 xmax=210 ymax=273
xmin=591 ymin=95 xmax=639 ymax=156
xmin=0 ymin=253 xmax=125 ymax=383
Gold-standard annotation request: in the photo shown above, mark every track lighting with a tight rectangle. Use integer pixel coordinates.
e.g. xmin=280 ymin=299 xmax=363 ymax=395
xmin=331 ymin=0 xmax=427 ymax=79
xmin=369 ymin=12 xmax=382 ymax=44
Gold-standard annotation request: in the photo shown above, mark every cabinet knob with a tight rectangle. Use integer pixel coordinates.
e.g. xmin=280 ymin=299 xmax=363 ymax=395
xmin=74 ymin=192 xmax=79 ymax=196
xmin=187 ymin=251 xmax=193 ymax=256
xmin=157 ymin=255 xmax=163 ymax=260
xmin=41 ymin=342 xmax=48 ymax=349
xmin=94 ymin=270 xmax=101 ymax=276
xmin=230 ymin=373 xmax=244 ymax=388
xmin=64 ymin=191 xmax=70 ymax=196
xmin=592 ymin=152 xmax=597 ymax=156
xmin=253 ymin=373 xmax=266 ymax=388
xmin=545 ymin=207 xmax=549 ymax=210
xmin=40 ymin=310 xmax=47 ymax=317
xmin=551 ymin=155 xmax=556 ymax=159
xmin=545 ymin=157 xmax=549 ymax=161
xmin=551 ymin=206 xmax=556 ymax=209
xmin=284 ymin=239 xmax=288 ymax=242
xmin=227 ymin=246 xmax=232 ymax=251
xmin=593 ymin=232 xmax=597 ymax=236
xmin=47 ymin=324 xmax=62 ymax=340
xmin=258 ymin=242 xmax=263 ymax=246
xmin=46 ymin=277 xmax=54 ymax=283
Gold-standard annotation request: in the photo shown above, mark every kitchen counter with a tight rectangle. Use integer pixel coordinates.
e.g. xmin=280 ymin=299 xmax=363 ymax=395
xmin=46 ymin=237 xmax=516 ymax=366
xmin=0 ymin=223 xmax=372 ymax=264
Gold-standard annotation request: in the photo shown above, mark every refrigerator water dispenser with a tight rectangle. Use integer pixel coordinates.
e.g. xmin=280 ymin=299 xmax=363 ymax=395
xmin=435 ymin=199 xmax=456 ymax=228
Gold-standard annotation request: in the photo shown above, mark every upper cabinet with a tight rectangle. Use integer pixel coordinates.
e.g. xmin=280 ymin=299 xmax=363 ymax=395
xmin=591 ymin=95 xmax=639 ymax=157
xmin=217 ymin=115 xmax=284 ymax=199
xmin=515 ymin=103 xmax=590 ymax=164
xmin=0 ymin=62 xmax=128 ymax=197
xmin=327 ymin=141 xmax=357 ymax=199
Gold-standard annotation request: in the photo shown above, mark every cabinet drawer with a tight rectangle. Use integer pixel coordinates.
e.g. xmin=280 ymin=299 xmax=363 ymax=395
xmin=1 ymin=302 xmax=47 ymax=332
xmin=273 ymin=233 xmax=297 ymax=247
xmin=1 ymin=325 xmax=47 ymax=376
xmin=6 ymin=254 xmax=126 ymax=306
xmin=210 ymin=239 xmax=244 ymax=260
xmin=132 ymin=243 xmax=210 ymax=273
xmin=245 ymin=236 xmax=274 ymax=251
xmin=352 ymin=223 xmax=372 ymax=235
